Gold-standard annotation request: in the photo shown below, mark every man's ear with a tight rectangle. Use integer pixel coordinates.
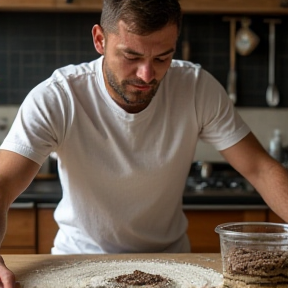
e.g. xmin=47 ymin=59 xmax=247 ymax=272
xmin=92 ymin=25 xmax=105 ymax=55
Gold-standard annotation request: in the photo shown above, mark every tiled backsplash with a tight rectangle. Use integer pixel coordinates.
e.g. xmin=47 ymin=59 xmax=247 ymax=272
xmin=0 ymin=12 xmax=288 ymax=106
xmin=0 ymin=12 xmax=101 ymax=104
xmin=0 ymin=11 xmax=288 ymax=161
xmin=182 ymin=14 xmax=288 ymax=107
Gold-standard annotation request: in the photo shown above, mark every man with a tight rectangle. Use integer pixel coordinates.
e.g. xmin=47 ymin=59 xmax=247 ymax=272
xmin=1 ymin=0 xmax=288 ymax=287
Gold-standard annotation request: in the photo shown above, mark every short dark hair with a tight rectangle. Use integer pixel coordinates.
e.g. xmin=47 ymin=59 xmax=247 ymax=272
xmin=100 ymin=0 xmax=182 ymax=36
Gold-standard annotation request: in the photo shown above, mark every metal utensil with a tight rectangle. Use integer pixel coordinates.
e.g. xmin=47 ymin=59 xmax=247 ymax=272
xmin=235 ymin=17 xmax=259 ymax=56
xmin=182 ymin=25 xmax=190 ymax=61
xmin=264 ymin=19 xmax=281 ymax=107
xmin=200 ymin=162 xmax=213 ymax=178
xmin=223 ymin=17 xmax=239 ymax=105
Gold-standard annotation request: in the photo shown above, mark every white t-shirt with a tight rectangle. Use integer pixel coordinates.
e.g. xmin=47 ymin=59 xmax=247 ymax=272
xmin=1 ymin=57 xmax=250 ymax=254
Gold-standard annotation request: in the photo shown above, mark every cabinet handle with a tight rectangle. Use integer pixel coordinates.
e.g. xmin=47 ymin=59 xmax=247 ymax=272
xmin=10 ymin=202 xmax=34 ymax=209
xmin=182 ymin=204 xmax=268 ymax=211
xmin=37 ymin=203 xmax=57 ymax=209
xmin=281 ymin=0 xmax=288 ymax=7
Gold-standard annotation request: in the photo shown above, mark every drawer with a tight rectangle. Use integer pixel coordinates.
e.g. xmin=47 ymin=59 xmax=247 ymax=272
xmin=2 ymin=204 xmax=36 ymax=250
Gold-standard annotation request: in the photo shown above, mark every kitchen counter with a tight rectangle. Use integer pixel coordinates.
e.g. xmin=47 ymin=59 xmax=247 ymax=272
xmin=183 ymin=189 xmax=266 ymax=206
xmin=3 ymin=253 xmax=223 ymax=284
xmin=14 ymin=178 xmax=267 ymax=208
xmin=15 ymin=179 xmax=62 ymax=204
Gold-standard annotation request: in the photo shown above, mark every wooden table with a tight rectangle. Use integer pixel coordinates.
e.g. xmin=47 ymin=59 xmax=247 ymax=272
xmin=3 ymin=253 xmax=223 ymax=281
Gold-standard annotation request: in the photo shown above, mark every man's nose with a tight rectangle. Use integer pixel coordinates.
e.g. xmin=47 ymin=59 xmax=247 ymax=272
xmin=136 ymin=61 xmax=155 ymax=83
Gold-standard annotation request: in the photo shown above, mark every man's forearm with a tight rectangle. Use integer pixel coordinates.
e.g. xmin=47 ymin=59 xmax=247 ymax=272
xmin=0 ymin=210 xmax=7 ymax=248
xmin=254 ymin=161 xmax=288 ymax=223
xmin=0 ymin=209 xmax=17 ymax=288
xmin=220 ymin=133 xmax=288 ymax=223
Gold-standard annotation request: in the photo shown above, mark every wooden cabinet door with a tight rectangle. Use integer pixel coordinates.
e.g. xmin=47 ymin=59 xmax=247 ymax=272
xmin=1 ymin=205 xmax=36 ymax=254
xmin=56 ymin=0 xmax=102 ymax=12
xmin=184 ymin=209 xmax=267 ymax=253
xmin=267 ymin=210 xmax=286 ymax=223
xmin=0 ymin=0 xmax=56 ymax=11
xmin=57 ymin=0 xmax=288 ymax=13
xmin=1 ymin=0 xmax=288 ymax=13
xmin=1 ymin=248 xmax=36 ymax=254
xmin=180 ymin=0 xmax=288 ymax=14
xmin=37 ymin=206 xmax=59 ymax=254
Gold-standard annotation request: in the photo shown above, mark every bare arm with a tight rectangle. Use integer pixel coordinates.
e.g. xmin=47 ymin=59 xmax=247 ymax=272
xmin=220 ymin=132 xmax=288 ymax=222
xmin=0 ymin=150 xmax=40 ymax=288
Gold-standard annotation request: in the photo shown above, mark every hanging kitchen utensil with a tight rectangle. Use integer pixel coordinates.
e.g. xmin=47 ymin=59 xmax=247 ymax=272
xmin=264 ymin=18 xmax=281 ymax=107
xmin=235 ymin=17 xmax=259 ymax=56
xmin=182 ymin=25 xmax=190 ymax=61
xmin=223 ymin=17 xmax=239 ymax=105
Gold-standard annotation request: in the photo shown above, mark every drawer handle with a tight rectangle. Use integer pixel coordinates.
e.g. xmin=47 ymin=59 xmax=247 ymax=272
xmin=10 ymin=202 xmax=34 ymax=209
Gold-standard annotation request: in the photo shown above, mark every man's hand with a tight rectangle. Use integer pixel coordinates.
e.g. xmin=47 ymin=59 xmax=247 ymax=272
xmin=0 ymin=256 xmax=18 ymax=288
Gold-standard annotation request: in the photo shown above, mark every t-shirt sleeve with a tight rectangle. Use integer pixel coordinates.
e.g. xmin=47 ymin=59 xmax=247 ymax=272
xmin=195 ymin=69 xmax=250 ymax=151
xmin=0 ymin=80 xmax=69 ymax=165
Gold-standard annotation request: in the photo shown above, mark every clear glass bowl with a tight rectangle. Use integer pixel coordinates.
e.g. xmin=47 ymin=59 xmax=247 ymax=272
xmin=215 ymin=222 xmax=288 ymax=287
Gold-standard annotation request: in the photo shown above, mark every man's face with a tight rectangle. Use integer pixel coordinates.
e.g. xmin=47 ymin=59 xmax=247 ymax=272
xmin=98 ymin=21 xmax=178 ymax=113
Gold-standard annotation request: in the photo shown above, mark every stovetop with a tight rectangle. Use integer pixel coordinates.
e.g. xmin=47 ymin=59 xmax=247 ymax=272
xmin=185 ymin=175 xmax=255 ymax=192
xmin=183 ymin=162 xmax=265 ymax=205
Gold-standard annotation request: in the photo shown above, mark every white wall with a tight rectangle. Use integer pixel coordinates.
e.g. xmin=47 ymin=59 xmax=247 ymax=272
xmin=194 ymin=108 xmax=288 ymax=162
xmin=0 ymin=105 xmax=19 ymax=143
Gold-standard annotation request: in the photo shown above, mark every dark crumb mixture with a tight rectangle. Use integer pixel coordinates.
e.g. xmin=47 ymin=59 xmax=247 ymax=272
xmin=225 ymin=247 xmax=288 ymax=275
xmin=114 ymin=270 xmax=167 ymax=286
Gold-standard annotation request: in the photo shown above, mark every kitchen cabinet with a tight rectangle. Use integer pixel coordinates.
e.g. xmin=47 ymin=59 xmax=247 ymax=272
xmin=1 ymin=203 xmax=36 ymax=254
xmin=32 ymin=207 xmax=272 ymax=254
xmin=0 ymin=0 xmax=56 ymax=11
xmin=268 ymin=210 xmax=286 ymax=223
xmin=1 ymin=0 xmax=288 ymax=13
xmin=0 ymin=0 xmax=102 ymax=12
xmin=184 ymin=208 xmax=267 ymax=253
xmin=181 ymin=0 xmax=288 ymax=14
xmin=56 ymin=0 xmax=102 ymax=12
xmin=1 ymin=204 xmax=58 ymax=255
xmin=1 ymin=205 xmax=281 ymax=254
xmin=37 ymin=204 xmax=59 ymax=254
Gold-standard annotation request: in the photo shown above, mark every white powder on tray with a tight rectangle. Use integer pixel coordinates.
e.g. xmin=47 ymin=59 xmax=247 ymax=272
xmin=19 ymin=259 xmax=223 ymax=288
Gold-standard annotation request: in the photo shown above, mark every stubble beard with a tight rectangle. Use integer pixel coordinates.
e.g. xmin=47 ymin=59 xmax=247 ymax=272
xmin=104 ymin=61 xmax=160 ymax=105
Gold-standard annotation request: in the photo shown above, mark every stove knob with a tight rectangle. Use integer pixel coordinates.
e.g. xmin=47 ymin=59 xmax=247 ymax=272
xmin=215 ymin=180 xmax=224 ymax=188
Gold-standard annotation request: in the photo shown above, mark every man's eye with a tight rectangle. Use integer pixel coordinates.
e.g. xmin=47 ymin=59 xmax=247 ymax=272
xmin=124 ymin=55 xmax=138 ymax=61
xmin=155 ymin=58 xmax=167 ymax=63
